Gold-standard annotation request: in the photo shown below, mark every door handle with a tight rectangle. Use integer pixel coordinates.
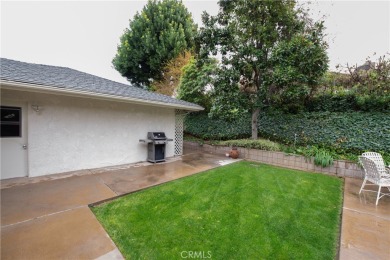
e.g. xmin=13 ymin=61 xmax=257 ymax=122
xmin=22 ymin=144 xmax=27 ymax=150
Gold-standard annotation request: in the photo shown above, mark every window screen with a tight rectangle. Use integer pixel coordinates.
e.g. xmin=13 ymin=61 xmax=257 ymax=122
xmin=0 ymin=106 xmax=22 ymax=137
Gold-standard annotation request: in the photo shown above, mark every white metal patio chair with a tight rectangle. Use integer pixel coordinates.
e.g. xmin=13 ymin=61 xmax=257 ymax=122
xmin=358 ymin=156 xmax=390 ymax=205
xmin=361 ymin=152 xmax=387 ymax=174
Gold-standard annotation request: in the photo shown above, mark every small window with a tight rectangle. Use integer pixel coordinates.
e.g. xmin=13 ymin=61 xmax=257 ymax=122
xmin=1 ymin=106 xmax=22 ymax=137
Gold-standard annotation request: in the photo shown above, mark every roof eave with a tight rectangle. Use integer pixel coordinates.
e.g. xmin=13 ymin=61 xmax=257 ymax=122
xmin=0 ymin=80 xmax=204 ymax=112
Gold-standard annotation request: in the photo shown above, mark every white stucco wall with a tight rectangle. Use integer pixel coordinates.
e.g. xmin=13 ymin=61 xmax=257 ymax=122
xmin=1 ymin=89 xmax=176 ymax=177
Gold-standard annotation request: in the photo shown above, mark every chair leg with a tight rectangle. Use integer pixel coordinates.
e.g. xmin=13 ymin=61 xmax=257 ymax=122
xmin=376 ymin=185 xmax=382 ymax=206
xmin=359 ymin=178 xmax=367 ymax=194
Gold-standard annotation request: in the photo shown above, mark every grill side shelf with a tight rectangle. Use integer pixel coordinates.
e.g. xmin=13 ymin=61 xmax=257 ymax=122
xmin=139 ymin=139 xmax=153 ymax=143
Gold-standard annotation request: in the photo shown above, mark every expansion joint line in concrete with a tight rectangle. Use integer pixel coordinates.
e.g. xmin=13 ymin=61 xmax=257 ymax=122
xmin=343 ymin=206 xmax=390 ymax=221
xmin=1 ymin=205 xmax=87 ymax=229
xmin=96 ymin=175 xmax=119 ymax=196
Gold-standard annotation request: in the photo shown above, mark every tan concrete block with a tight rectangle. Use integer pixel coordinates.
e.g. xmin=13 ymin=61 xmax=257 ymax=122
xmin=287 ymin=161 xmax=295 ymax=167
xmin=345 ymin=161 xmax=359 ymax=170
xmin=314 ymin=165 xmax=323 ymax=173
xmin=337 ymin=167 xmax=346 ymax=177
xmin=298 ymin=156 xmax=306 ymax=164
xmin=272 ymin=157 xmax=278 ymax=164
xmin=282 ymin=159 xmax=288 ymax=167
xmin=350 ymin=163 xmax=361 ymax=171
xmin=238 ymin=148 xmax=244 ymax=157
xmin=307 ymin=162 xmax=315 ymax=171
xmin=288 ymin=157 xmax=296 ymax=164
xmin=255 ymin=157 xmax=263 ymax=163
xmin=337 ymin=160 xmax=346 ymax=169
xmin=344 ymin=169 xmax=363 ymax=179
xmin=344 ymin=169 xmax=357 ymax=178
xmin=324 ymin=165 xmax=337 ymax=175
xmin=277 ymin=152 xmax=284 ymax=159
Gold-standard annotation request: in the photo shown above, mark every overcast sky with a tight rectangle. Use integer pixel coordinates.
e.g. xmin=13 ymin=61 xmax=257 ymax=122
xmin=1 ymin=1 xmax=389 ymax=84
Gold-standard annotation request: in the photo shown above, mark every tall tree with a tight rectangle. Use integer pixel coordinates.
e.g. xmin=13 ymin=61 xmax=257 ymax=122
xmin=151 ymin=50 xmax=193 ymax=96
xmin=113 ymin=0 xmax=196 ymax=87
xmin=197 ymin=0 xmax=328 ymax=138
xmin=269 ymin=32 xmax=329 ymax=112
xmin=177 ymin=57 xmax=218 ymax=110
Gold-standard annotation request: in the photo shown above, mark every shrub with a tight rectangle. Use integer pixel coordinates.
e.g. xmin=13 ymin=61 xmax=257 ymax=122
xmin=185 ymin=113 xmax=251 ymax=140
xmin=217 ymin=139 xmax=281 ymax=151
xmin=306 ymin=92 xmax=390 ymax=112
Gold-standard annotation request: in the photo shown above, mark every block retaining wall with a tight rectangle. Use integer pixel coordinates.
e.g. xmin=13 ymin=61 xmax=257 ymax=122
xmin=184 ymin=141 xmax=364 ymax=179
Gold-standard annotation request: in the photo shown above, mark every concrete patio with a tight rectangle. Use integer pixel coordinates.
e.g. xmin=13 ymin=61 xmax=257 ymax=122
xmin=339 ymin=177 xmax=390 ymax=259
xmin=1 ymin=152 xmax=389 ymax=259
xmin=1 ymin=152 xmax=237 ymax=259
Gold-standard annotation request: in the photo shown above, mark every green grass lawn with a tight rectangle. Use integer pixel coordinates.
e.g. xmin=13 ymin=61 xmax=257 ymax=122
xmin=92 ymin=161 xmax=343 ymax=259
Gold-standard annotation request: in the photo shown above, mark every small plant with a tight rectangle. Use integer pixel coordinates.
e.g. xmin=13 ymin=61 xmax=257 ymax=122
xmin=301 ymin=146 xmax=334 ymax=168
xmin=313 ymin=150 xmax=334 ymax=168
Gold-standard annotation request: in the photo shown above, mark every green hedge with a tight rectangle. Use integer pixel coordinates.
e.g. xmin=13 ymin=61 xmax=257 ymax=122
xmin=185 ymin=113 xmax=252 ymax=140
xmin=306 ymin=93 xmax=390 ymax=112
xmin=185 ymin=111 xmax=390 ymax=155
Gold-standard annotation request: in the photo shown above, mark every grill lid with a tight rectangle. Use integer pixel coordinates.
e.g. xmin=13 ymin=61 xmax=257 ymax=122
xmin=147 ymin=132 xmax=167 ymax=140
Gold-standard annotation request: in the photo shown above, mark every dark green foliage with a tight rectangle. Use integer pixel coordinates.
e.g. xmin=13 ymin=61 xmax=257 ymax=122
xmin=185 ymin=112 xmax=251 ymax=140
xmin=208 ymin=68 xmax=250 ymax=120
xmin=270 ymin=31 xmax=329 ymax=112
xmin=306 ymin=92 xmax=390 ymax=112
xmin=258 ymin=111 xmax=390 ymax=155
xmin=185 ymin=111 xmax=390 ymax=155
xmin=113 ymin=0 xmax=196 ymax=87
xmin=177 ymin=57 xmax=217 ymax=110
xmin=93 ymin=161 xmax=343 ymax=259
xmin=196 ymin=0 xmax=328 ymax=138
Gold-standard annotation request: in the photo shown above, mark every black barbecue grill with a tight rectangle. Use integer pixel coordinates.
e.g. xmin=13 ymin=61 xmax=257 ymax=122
xmin=139 ymin=132 xmax=173 ymax=163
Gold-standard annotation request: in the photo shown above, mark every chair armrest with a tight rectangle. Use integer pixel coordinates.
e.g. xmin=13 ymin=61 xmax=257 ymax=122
xmin=382 ymin=168 xmax=390 ymax=179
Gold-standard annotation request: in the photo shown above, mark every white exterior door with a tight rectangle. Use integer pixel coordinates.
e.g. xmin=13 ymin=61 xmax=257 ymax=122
xmin=1 ymin=103 xmax=28 ymax=179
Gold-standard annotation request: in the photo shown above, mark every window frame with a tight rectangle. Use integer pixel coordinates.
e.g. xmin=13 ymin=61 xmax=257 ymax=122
xmin=0 ymin=106 xmax=22 ymax=138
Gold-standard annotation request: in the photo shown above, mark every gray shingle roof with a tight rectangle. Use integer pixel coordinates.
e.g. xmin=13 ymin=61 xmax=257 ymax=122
xmin=0 ymin=58 xmax=203 ymax=110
